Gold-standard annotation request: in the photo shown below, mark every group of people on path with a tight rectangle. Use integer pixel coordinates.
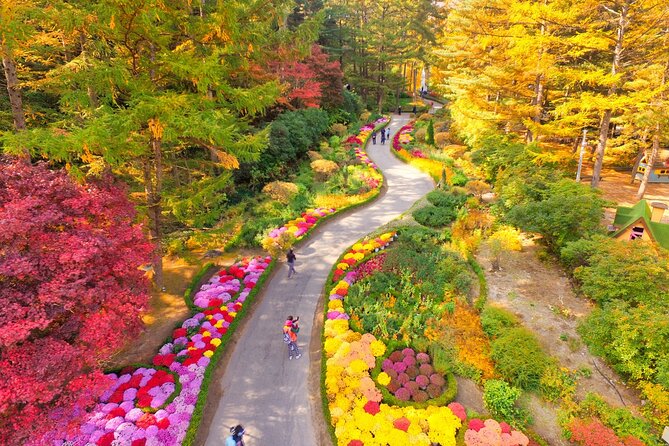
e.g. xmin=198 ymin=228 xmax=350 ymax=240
xmin=371 ymin=126 xmax=391 ymax=145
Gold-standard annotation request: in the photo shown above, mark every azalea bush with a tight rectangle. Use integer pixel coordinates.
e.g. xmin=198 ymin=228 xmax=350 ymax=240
xmin=261 ymin=207 xmax=335 ymax=257
xmin=464 ymin=418 xmax=529 ymax=446
xmin=55 ymin=256 xmax=272 ymax=446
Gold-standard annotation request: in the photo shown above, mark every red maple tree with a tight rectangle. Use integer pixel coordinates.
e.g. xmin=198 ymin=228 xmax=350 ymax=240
xmin=268 ymin=45 xmax=343 ymax=109
xmin=0 ymin=158 xmax=153 ymax=444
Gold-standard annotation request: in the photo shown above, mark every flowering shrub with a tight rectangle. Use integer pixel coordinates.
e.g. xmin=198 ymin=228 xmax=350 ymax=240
xmin=58 ymin=257 xmax=272 ymax=445
xmin=262 ymin=207 xmax=335 ymax=256
xmin=379 ymin=349 xmax=445 ymax=403
xmin=464 ymin=418 xmax=529 ymax=446
xmin=355 ymin=253 xmax=386 ymax=280
xmin=331 ymin=232 xmax=396 ymax=284
xmin=261 ymin=181 xmax=299 ymax=203
xmin=568 ymin=418 xmax=644 ymax=446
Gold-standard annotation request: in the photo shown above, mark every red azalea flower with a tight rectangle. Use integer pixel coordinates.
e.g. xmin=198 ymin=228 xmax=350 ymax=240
xmin=348 ymin=441 xmax=364 ymax=446
xmin=108 ymin=390 xmax=124 ymax=404
xmin=393 ymin=417 xmax=410 ymax=432
xmin=363 ymin=400 xmax=380 ymax=415
xmin=233 ymin=302 xmax=243 ymax=311
xmin=96 ymin=432 xmax=115 ymax=446
xmin=136 ymin=413 xmax=157 ymax=428
xmin=173 ymin=328 xmax=187 ymax=338
xmin=499 ymin=421 xmax=512 ymax=434
xmin=468 ymin=418 xmax=485 ymax=432
xmin=209 ymin=298 xmax=223 ymax=307
xmin=223 ymin=313 xmax=234 ymax=323
xmin=109 ymin=407 xmax=126 ymax=418
xmin=156 ymin=417 xmax=170 ymax=429
xmin=131 ymin=439 xmax=147 ymax=446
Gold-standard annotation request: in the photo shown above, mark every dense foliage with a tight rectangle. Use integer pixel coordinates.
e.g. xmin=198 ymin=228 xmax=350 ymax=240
xmin=0 ymin=159 xmax=153 ymax=444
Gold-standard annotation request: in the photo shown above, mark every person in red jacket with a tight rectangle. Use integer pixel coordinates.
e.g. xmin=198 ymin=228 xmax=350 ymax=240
xmin=283 ymin=316 xmax=302 ymax=360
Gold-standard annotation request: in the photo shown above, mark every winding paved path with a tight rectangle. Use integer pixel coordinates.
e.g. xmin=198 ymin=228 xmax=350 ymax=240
xmin=204 ymin=112 xmax=434 ymax=445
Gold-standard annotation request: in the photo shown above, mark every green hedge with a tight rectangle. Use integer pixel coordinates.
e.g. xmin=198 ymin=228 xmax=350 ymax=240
xmin=413 ymin=205 xmax=458 ymax=228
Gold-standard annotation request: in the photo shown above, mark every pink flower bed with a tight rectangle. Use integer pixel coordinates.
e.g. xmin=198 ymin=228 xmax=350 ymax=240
xmin=266 ymin=207 xmax=335 ymax=243
xmin=380 ymin=349 xmax=445 ymax=402
xmin=193 ymin=257 xmax=270 ymax=308
xmin=57 ymin=257 xmax=272 ymax=446
xmin=392 ymin=122 xmax=414 ymax=151
xmin=465 ymin=418 xmax=529 ymax=446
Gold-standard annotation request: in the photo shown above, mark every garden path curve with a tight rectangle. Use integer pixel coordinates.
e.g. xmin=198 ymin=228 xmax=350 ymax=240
xmin=203 ymin=112 xmax=434 ymax=446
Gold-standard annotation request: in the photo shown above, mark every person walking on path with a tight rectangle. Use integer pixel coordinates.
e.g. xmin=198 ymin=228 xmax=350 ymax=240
xmin=286 ymin=248 xmax=296 ymax=278
xmin=225 ymin=425 xmax=246 ymax=446
xmin=397 ymin=105 xmax=402 ymax=115
xmin=386 ymin=127 xmax=391 ymax=142
xmin=412 ymin=104 xmax=417 ymax=115
xmin=380 ymin=129 xmax=386 ymax=144
xmin=283 ymin=316 xmax=302 ymax=360
xmin=372 ymin=132 xmax=377 ymax=144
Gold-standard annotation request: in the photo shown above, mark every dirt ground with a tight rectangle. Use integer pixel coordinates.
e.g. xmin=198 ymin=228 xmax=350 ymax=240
xmin=477 ymin=237 xmax=644 ymax=445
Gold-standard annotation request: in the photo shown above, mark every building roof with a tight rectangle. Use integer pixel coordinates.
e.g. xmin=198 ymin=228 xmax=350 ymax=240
xmin=613 ymin=200 xmax=669 ymax=249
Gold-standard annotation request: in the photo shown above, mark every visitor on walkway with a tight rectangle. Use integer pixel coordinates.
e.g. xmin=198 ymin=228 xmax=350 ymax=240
xmin=226 ymin=425 xmax=245 ymax=446
xmin=283 ymin=316 xmax=302 ymax=360
xmin=412 ymin=105 xmax=417 ymax=115
xmin=398 ymin=105 xmax=402 ymax=115
xmin=386 ymin=127 xmax=391 ymax=141
xmin=286 ymin=248 xmax=296 ymax=278
xmin=380 ymin=130 xmax=386 ymax=144
xmin=372 ymin=132 xmax=377 ymax=144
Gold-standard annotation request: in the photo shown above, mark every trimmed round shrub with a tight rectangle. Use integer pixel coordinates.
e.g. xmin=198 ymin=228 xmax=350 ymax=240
xmin=389 ymin=351 xmax=404 ymax=362
xmin=416 ymin=352 xmax=430 ymax=364
xmin=395 ymin=387 xmax=411 ymax=401
xmin=402 ymin=348 xmax=415 ymax=356
xmin=416 ymin=375 xmax=430 ymax=388
xmin=419 ymin=364 xmax=434 ymax=376
xmin=426 ymin=189 xmax=468 ymax=209
xmin=481 ymin=305 xmax=519 ymax=339
xmin=405 ymin=365 xmax=419 ymax=379
xmin=413 ymin=205 xmax=457 ymax=228
xmin=403 ymin=355 xmax=417 ymax=366
xmin=404 ymin=381 xmax=419 ymax=394
xmin=427 ymin=383 xmax=442 ymax=399
xmin=387 ymin=380 xmax=401 ymax=393
xmin=430 ymin=373 xmax=445 ymax=387
xmin=491 ymin=328 xmax=553 ymax=391
xmin=397 ymin=373 xmax=409 ymax=385
xmin=386 ymin=369 xmax=398 ymax=380
xmin=414 ymin=390 xmax=429 ymax=402
xmin=393 ymin=362 xmax=407 ymax=373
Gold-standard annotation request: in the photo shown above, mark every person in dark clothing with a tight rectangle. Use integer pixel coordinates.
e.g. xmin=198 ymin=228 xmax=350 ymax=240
xmin=372 ymin=132 xmax=377 ymax=144
xmin=380 ymin=130 xmax=386 ymax=144
xmin=398 ymin=105 xmax=402 ymax=115
xmin=412 ymin=105 xmax=417 ymax=115
xmin=286 ymin=248 xmax=296 ymax=278
xmin=226 ymin=425 xmax=245 ymax=446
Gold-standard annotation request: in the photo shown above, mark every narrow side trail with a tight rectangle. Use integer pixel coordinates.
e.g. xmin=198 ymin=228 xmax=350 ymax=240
xmin=203 ymin=112 xmax=433 ymax=446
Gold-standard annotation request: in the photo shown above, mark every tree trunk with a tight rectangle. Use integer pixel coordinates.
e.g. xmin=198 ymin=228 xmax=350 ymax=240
xmin=636 ymin=124 xmax=659 ymax=200
xmin=1 ymin=50 xmax=26 ymax=132
xmin=591 ymin=2 xmax=629 ymax=188
xmin=591 ymin=109 xmax=612 ymax=187
xmin=143 ymin=124 xmax=164 ymax=289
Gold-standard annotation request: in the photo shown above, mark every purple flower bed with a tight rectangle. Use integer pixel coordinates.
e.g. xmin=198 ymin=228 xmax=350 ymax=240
xmin=380 ymin=349 xmax=445 ymax=403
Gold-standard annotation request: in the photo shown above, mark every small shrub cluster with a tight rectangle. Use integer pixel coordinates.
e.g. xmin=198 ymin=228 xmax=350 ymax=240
xmin=261 ymin=181 xmax=299 ymax=204
xmin=378 ymin=348 xmax=445 ymax=403
xmin=483 ymin=379 xmax=532 ymax=429
xmin=413 ymin=190 xmax=467 ymax=228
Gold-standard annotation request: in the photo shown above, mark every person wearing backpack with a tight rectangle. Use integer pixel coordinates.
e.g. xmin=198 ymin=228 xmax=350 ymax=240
xmin=225 ymin=424 xmax=245 ymax=446
xmin=283 ymin=315 xmax=301 ymax=360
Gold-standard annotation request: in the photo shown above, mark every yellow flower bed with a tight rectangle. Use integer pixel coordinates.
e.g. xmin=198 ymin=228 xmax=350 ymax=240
xmin=324 ymin=231 xmax=462 ymax=445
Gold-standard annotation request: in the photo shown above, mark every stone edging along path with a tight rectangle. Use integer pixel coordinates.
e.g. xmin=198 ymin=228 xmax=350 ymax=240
xmin=201 ymin=113 xmax=434 ymax=446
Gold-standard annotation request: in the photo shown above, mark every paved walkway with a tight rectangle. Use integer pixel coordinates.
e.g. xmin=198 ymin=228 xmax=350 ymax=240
xmin=204 ymin=112 xmax=434 ymax=446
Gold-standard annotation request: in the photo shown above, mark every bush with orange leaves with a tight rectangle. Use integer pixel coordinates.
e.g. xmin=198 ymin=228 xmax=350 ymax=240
xmin=442 ymin=301 xmax=496 ymax=380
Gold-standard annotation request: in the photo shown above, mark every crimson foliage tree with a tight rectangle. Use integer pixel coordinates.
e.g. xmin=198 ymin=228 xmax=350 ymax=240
xmin=569 ymin=418 xmax=644 ymax=446
xmin=0 ymin=158 xmax=153 ymax=444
